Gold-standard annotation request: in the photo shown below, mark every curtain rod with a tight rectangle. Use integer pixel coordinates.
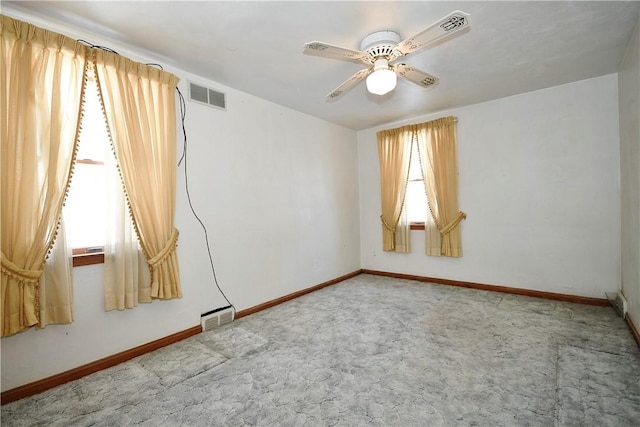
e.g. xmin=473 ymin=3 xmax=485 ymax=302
xmin=380 ymin=116 xmax=458 ymax=133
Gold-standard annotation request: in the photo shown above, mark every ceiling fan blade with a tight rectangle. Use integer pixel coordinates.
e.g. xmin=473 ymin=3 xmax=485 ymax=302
xmin=305 ymin=41 xmax=371 ymax=63
xmin=394 ymin=63 xmax=439 ymax=88
xmin=326 ymin=68 xmax=372 ymax=101
xmin=393 ymin=10 xmax=470 ymax=58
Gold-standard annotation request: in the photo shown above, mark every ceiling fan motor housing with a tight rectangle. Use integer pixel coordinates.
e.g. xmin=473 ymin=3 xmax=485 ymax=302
xmin=360 ymin=30 xmax=401 ymax=59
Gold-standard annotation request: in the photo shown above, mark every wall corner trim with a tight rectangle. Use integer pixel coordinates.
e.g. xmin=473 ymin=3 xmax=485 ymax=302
xmin=1 ymin=325 xmax=202 ymax=405
xmin=625 ymin=314 xmax=640 ymax=347
xmin=361 ymin=269 xmax=611 ymax=306
xmin=2 ymin=270 xmax=363 ymax=405
xmin=236 ymin=269 xmax=363 ymax=319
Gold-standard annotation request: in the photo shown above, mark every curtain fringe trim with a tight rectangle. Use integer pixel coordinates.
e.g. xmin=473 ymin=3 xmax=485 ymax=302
xmin=0 ymin=325 xmax=202 ymax=405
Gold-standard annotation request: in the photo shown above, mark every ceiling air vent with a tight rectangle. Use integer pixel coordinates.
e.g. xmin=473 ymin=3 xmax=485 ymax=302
xmin=189 ymin=81 xmax=226 ymax=110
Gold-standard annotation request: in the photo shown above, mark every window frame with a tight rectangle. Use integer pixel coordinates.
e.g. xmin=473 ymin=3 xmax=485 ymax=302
xmin=70 ymin=153 xmax=106 ymax=267
xmin=406 ymin=142 xmax=427 ymax=231
xmin=72 ymin=251 xmax=104 ymax=267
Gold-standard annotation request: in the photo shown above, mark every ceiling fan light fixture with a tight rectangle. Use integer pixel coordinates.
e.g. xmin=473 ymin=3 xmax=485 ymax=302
xmin=366 ymin=58 xmax=397 ymax=95
xmin=306 ymin=10 xmax=471 ymax=101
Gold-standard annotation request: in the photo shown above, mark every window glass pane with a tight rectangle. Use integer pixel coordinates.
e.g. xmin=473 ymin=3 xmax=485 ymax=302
xmin=405 ymin=141 xmax=427 ymax=223
xmin=77 ymin=79 xmax=109 ymax=162
xmin=64 ymin=78 xmax=109 ymax=249
xmin=65 ymin=163 xmax=107 ymax=249
xmin=405 ymin=180 xmax=427 ymax=223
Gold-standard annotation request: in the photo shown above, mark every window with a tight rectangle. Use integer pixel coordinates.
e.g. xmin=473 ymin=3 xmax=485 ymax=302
xmin=64 ymin=77 xmax=109 ymax=266
xmin=377 ymin=117 xmax=464 ymax=256
xmin=405 ymin=140 xmax=428 ymax=230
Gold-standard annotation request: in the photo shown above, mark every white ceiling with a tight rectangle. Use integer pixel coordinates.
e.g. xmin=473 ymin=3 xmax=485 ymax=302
xmin=5 ymin=1 xmax=639 ymax=130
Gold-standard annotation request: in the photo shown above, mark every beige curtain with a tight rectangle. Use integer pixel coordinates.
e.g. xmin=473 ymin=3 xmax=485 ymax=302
xmin=39 ymin=217 xmax=74 ymax=327
xmin=1 ymin=15 xmax=86 ymax=336
xmin=395 ymin=205 xmax=411 ymax=253
xmin=415 ymin=117 xmax=466 ymax=257
xmin=104 ymin=136 xmax=150 ymax=311
xmin=377 ymin=128 xmax=413 ymax=252
xmin=93 ymin=50 xmax=182 ymax=300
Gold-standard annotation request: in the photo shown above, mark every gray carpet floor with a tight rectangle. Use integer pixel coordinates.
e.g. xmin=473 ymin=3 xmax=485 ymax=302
xmin=2 ymin=274 xmax=640 ymax=426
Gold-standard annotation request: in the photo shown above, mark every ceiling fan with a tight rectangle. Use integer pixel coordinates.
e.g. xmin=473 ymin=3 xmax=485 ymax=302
xmin=304 ymin=10 xmax=470 ymax=101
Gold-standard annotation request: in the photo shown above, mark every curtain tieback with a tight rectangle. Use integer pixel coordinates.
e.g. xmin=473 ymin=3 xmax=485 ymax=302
xmin=439 ymin=211 xmax=467 ymax=236
xmin=148 ymin=228 xmax=179 ymax=268
xmin=0 ymin=251 xmax=43 ymax=284
xmin=380 ymin=215 xmax=396 ymax=232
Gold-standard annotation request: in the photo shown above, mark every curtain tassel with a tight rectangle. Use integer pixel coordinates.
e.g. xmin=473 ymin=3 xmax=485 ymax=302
xmin=0 ymin=251 xmax=43 ymax=284
xmin=439 ymin=211 xmax=467 ymax=236
xmin=147 ymin=228 xmax=180 ymax=269
xmin=380 ymin=215 xmax=397 ymax=232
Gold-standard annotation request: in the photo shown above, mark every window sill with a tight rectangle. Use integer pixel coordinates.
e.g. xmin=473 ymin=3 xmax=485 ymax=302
xmin=410 ymin=222 xmax=425 ymax=231
xmin=73 ymin=252 xmax=104 ymax=267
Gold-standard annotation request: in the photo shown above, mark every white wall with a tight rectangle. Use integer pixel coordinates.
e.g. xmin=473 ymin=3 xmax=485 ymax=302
xmin=619 ymin=12 xmax=640 ymax=328
xmin=359 ymin=74 xmax=621 ymax=299
xmin=1 ymin=12 xmax=360 ymax=391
